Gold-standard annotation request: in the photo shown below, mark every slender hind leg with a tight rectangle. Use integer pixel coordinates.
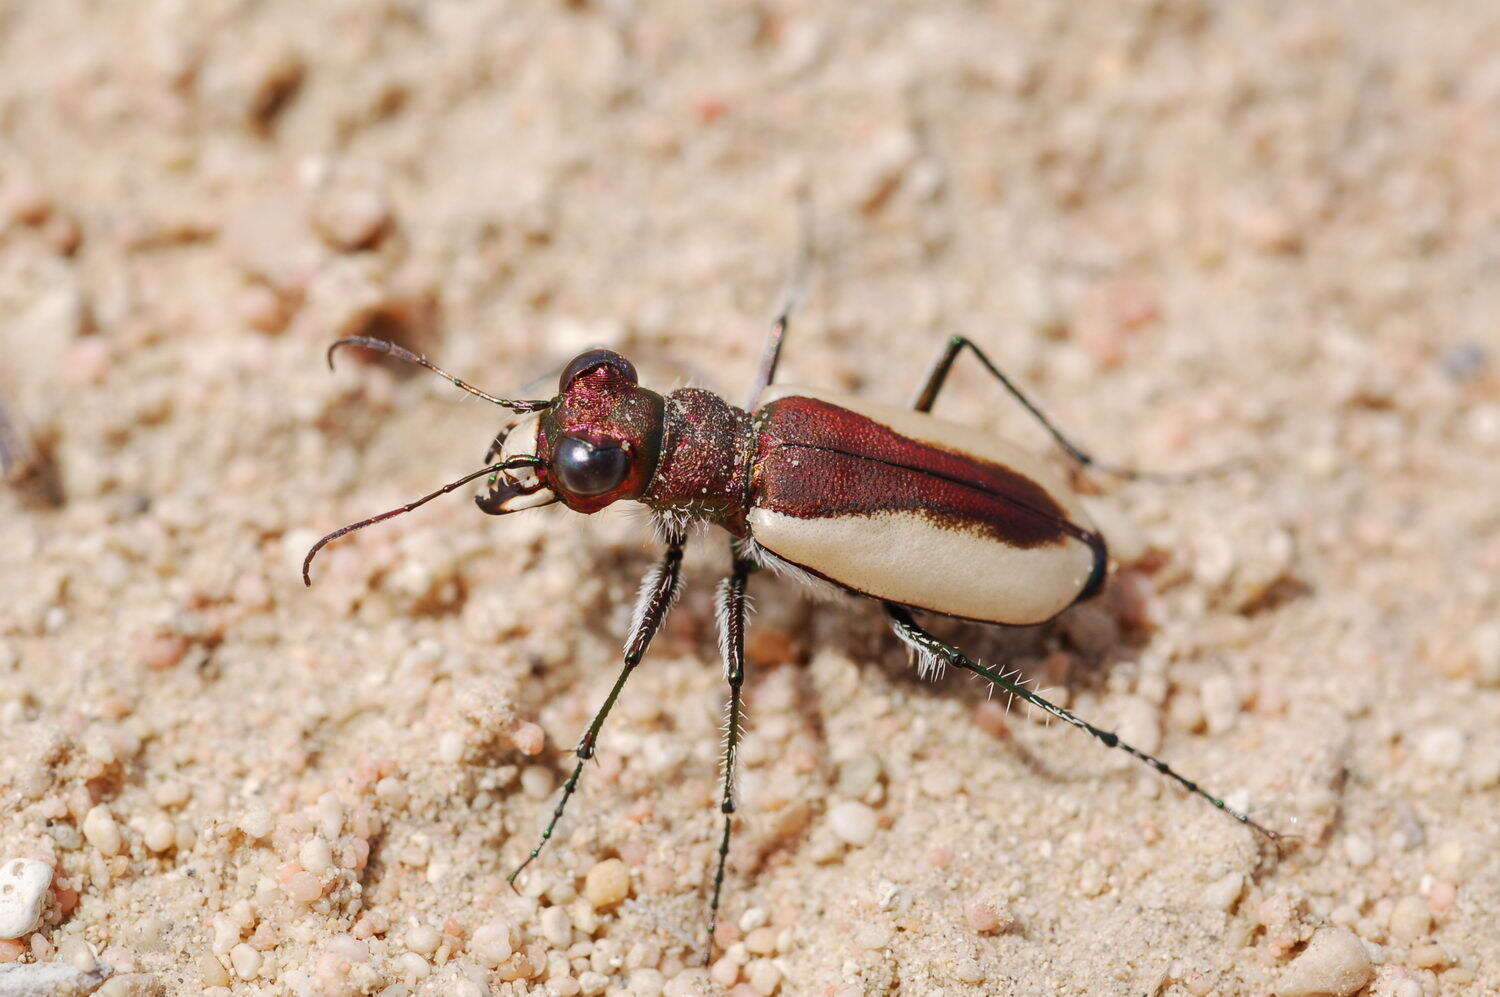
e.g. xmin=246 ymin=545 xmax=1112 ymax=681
xmin=745 ymin=207 xmax=814 ymax=409
xmin=704 ymin=545 xmax=756 ymax=961
xmin=509 ymin=531 xmax=687 ymax=883
xmin=912 ymin=335 xmax=1111 ymax=601
xmin=911 ymin=335 xmax=1224 ymax=482
xmin=885 ymin=604 xmax=1282 ymax=843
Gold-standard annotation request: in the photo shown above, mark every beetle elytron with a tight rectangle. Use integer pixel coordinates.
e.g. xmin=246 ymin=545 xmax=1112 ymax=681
xmin=304 ymin=312 xmax=1281 ymax=951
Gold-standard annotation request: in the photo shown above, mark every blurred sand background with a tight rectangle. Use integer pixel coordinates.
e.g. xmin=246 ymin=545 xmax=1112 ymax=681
xmin=2 ymin=1 xmax=1499 ymax=994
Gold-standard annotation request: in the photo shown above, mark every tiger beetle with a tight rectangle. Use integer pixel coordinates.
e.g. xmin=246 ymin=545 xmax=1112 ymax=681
xmin=303 ymin=309 xmax=1282 ymax=956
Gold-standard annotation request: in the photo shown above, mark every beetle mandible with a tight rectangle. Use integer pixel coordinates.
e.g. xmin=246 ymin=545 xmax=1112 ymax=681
xmin=303 ymin=310 xmax=1282 ymax=951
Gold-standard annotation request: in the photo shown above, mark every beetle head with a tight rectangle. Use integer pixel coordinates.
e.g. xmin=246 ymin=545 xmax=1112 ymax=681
xmin=477 ymin=348 xmax=665 ymax=515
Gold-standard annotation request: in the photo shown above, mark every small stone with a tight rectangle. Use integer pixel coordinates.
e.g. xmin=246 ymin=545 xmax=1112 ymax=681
xmin=405 ymin=923 xmax=441 ymax=955
xmin=709 ymin=956 xmax=739 ymax=987
xmin=742 ymin=927 xmax=777 ymax=956
xmin=299 ymin=837 xmax=333 ymax=875
xmin=964 ymin=896 xmax=1008 ymax=934
xmin=540 ymin=906 xmax=572 ymax=948
xmin=521 ymin=766 xmax=554 ymax=799
xmin=229 ymin=943 xmax=261 ymax=980
xmin=952 ymin=958 xmax=985 ymax=985
xmin=142 ymin=814 xmax=175 ymax=854
xmin=1202 ymin=871 xmax=1245 ymax=913
xmin=1387 ymin=896 xmax=1431 ymax=944
xmin=584 ymin=859 xmax=631 ymax=909
xmin=828 ymin=801 xmax=877 ymax=846
xmin=310 ymin=180 xmax=393 ymax=252
xmin=83 ymin=806 xmax=124 ymax=855
xmin=282 ymin=870 xmax=322 ymax=905
xmin=745 ymin=959 xmax=782 ymax=995
xmin=577 ymin=970 xmax=609 ymax=995
xmin=835 ymin=757 xmax=881 ymax=798
xmin=469 ymin=922 xmax=514 ymax=968
xmin=1415 ymin=727 xmax=1464 ymax=770
xmin=1200 ymin=674 xmax=1241 ymax=735
xmin=0 ymin=860 xmax=53 ymax=939
xmin=237 ymin=809 xmax=273 ymax=840
xmin=511 ymin=722 xmax=546 ymax=756
xmin=1275 ymin=927 xmax=1374 ymax=997
xmin=1343 ymin=835 xmax=1374 ymax=868
xmin=0 ymin=960 xmax=113 ymax=995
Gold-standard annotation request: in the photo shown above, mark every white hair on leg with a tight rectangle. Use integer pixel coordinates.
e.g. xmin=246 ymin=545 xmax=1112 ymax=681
xmin=890 ymin=617 xmax=946 ymax=681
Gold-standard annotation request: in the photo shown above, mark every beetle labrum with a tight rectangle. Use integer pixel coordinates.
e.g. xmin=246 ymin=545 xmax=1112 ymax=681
xmin=303 ymin=315 xmax=1281 ymax=950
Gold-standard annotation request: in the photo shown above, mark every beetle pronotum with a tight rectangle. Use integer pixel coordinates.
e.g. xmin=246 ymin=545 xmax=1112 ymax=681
xmin=304 ymin=312 xmax=1281 ymax=953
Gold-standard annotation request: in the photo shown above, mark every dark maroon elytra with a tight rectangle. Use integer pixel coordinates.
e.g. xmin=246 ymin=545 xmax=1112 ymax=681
xmin=750 ymin=395 xmax=1087 ymax=548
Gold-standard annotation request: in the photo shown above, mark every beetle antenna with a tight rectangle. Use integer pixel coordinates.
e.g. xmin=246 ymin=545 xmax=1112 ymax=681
xmin=303 ymin=456 xmax=544 ymax=585
xmin=327 ymin=336 xmax=551 ymax=413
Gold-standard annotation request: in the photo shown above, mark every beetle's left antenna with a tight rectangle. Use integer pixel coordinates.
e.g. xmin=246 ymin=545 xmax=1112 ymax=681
xmin=328 ymin=337 xmax=551 ymax=413
xmin=302 ymin=456 xmax=543 ymax=585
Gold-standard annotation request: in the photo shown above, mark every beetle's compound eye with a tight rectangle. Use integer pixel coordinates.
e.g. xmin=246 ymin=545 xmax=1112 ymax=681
xmin=560 ymin=349 xmax=637 ymax=391
xmin=551 ymin=436 xmax=631 ymax=496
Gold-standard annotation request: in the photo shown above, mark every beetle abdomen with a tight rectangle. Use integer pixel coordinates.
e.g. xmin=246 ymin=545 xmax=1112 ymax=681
xmin=748 ymin=387 xmax=1104 ymax=625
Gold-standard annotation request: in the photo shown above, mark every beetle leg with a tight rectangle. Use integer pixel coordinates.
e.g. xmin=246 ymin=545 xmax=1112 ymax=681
xmin=705 ymin=546 xmax=756 ymax=961
xmin=508 ymin=534 xmax=687 ymax=884
xmin=910 ymin=335 xmax=1232 ymax=482
xmin=745 ymin=208 xmax=814 ymax=409
xmin=884 ymin=604 xmax=1284 ymax=844
xmin=744 ymin=300 xmax=797 ymax=410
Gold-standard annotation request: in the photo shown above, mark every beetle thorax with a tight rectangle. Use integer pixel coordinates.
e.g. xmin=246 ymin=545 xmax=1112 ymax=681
xmin=642 ymin=388 xmax=754 ymax=535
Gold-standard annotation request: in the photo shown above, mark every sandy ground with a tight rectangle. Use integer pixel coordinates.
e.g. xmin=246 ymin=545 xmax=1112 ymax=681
xmin=2 ymin=1 xmax=1499 ymax=994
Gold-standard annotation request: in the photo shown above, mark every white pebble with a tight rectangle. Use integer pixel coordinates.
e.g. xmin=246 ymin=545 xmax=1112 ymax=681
xmin=828 ymin=801 xmax=877 ymax=846
xmin=1276 ymin=927 xmax=1374 ymax=997
xmin=746 ymin=958 xmax=782 ymax=995
xmin=1343 ymin=835 xmax=1374 ymax=868
xmin=396 ymin=952 xmax=430 ymax=983
xmin=229 ymin=943 xmax=261 ymax=980
xmin=1388 ymin=896 xmax=1431 ymax=944
xmin=577 ymin=970 xmax=609 ymax=995
xmin=437 ymin=731 xmax=466 ymax=765
xmin=142 ymin=814 xmax=175 ymax=854
xmin=298 ymin=837 xmax=333 ymax=875
xmin=468 ymin=922 xmax=514 ymax=968
xmin=521 ymin=766 xmax=555 ymax=799
xmin=1201 ymin=871 xmax=1244 ymax=913
xmin=1416 ymin=727 xmax=1464 ymax=770
xmin=540 ymin=906 xmax=573 ymax=947
xmin=738 ymin=907 xmax=768 ymax=932
xmin=0 ymin=961 xmax=111 ymax=994
xmin=405 ymin=923 xmax=441 ymax=955
xmin=82 ymin=806 xmax=123 ymax=856
xmin=1199 ymin=674 xmax=1241 ymax=735
xmin=0 ymin=859 xmax=53 ymax=939
xmin=237 ymin=809 xmax=273 ymax=840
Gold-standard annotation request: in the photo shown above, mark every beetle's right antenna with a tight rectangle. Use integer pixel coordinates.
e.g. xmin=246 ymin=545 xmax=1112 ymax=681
xmin=328 ymin=336 xmax=552 ymax=413
xmin=302 ymin=455 xmax=544 ymax=585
